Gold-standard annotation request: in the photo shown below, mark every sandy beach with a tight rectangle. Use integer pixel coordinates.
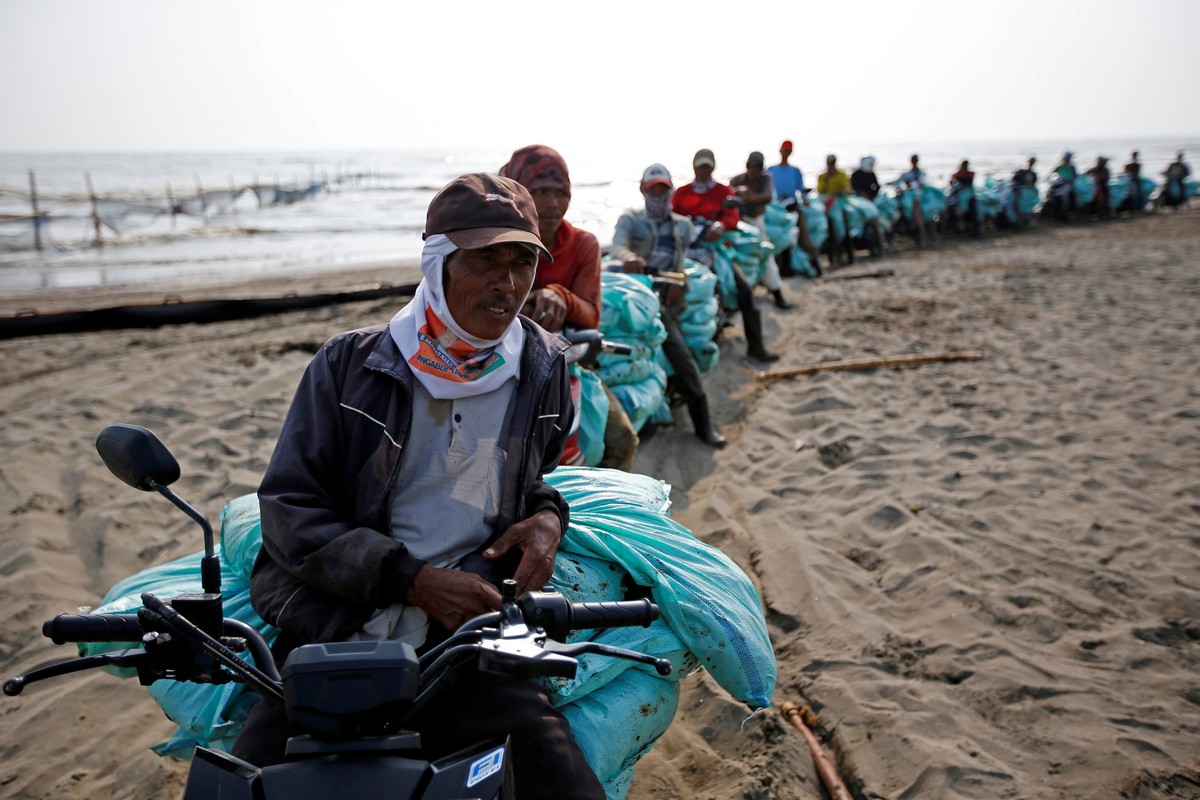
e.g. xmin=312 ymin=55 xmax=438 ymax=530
xmin=1 ymin=210 xmax=1198 ymax=799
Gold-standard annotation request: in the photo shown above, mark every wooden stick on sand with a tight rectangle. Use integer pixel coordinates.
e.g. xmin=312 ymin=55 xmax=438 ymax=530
xmin=756 ymin=350 xmax=984 ymax=384
xmin=779 ymin=701 xmax=852 ymax=800
xmin=819 ymin=268 xmax=895 ymax=281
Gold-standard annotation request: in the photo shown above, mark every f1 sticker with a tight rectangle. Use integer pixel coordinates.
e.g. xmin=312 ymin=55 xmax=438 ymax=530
xmin=467 ymin=747 xmax=505 ymax=788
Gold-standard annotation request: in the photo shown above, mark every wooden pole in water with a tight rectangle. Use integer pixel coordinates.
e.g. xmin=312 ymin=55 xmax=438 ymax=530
xmin=166 ymin=182 xmax=176 ymax=229
xmin=85 ymin=172 xmax=103 ymax=248
xmin=194 ymin=174 xmax=208 ymax=224
xmin=229 ymin=176 xmax=238 ymax=222
xmin=28 ymin=170 xmax=42 ymax=251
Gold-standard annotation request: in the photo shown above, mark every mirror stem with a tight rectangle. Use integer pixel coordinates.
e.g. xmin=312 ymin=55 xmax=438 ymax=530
xmin=148 ymin=478 xmax=221 ymax=596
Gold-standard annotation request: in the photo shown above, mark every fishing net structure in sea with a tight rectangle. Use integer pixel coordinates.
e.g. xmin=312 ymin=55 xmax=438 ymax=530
xmin=0 ymin=179 xmax=328 ymax=253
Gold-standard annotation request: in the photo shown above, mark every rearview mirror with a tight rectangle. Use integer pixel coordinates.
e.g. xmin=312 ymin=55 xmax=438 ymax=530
xmin=95 ymin=424 xmax=181 ymax=491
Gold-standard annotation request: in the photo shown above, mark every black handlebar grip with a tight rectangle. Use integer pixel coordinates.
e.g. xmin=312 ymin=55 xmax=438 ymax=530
xmin=42 ymin=613 xmax=143 ymax=645
xmin=604 ymin=342 xmax=634 ymax=356
xmin=569 ymin=598 xmax=659 ymax=632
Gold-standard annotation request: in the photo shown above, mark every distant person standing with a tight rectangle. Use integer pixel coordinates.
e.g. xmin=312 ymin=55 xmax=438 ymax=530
xmin=767 ymin=139 xmax=820 ymax=277
xmin=731 ymin=151 xmax=794 ymax=310
xmin=951 ymin=159 xmax=980 ymax=237
xmin=1086 ymin=156 xmax=1111 ymax=219
xmin=899 ymin=153 xmax=925 ymax=188
xmin=1050 ymin=151 xmax=1079 ymax=220
xmin=1124 ymin=151 xmax=1146 ymax=213
xmin=1014 ymin=156 xmax=1038 ymax=188
xmin=1012 ymin=156 xmax=1038 ymax=226
xmin=898 ymin=153 xmax=929 ymax=245
xmin=1158 ymin=151 xmax=1192 ymax=210
xmin=851 ymin=156 xmax=881 ymax=199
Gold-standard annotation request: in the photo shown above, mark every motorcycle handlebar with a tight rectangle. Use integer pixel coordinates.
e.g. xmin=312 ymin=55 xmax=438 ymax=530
xmin=603 ymin=342 xmax=633 ymax=357
xmin=42 ymin=613 xmax=143 ymax=645
xmin=569 ymin=598 xmax=658 ymax=631
xmin=516 ymin=592 xmax=659 ymax=642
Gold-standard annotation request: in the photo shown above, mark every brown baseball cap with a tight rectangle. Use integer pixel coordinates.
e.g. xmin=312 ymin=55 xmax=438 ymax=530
xmin=693 ymin=148 xmax=716 ymax=169
xmin=424 ymin=173 xmax=552 ymax=260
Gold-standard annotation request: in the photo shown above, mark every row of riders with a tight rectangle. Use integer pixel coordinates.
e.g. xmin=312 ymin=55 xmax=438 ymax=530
xmin=768 ymin=148 xmax=1195 ymax=273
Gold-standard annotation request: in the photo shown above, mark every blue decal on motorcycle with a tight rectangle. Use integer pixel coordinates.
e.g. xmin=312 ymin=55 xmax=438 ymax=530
xmin=466 ymin=747 xmax=504 ymax=788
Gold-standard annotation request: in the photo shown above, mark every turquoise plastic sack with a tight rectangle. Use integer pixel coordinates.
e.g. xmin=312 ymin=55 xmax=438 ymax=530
xmin=872 ymin=191 xmax=901 ymax=227
xmin=763 ymin=200 xmax=798 ymax=255
xmin=974 ymin=186 xmax=1004 ymax=221
xmin=828 ymin=195 xmax=879 ymax=240
xmin=607 ymin=372 xmax=667 ymax=432
xmin=790 ymin=246 xmax=818 ymax=278
xmin=219 ymin=492 xmax=262 ymax=579
xmin=600 ymin=272 xmax=661 ymax=336
xmin=681 ymin=260 xmax=717 ymax=304
xmin=899 ymin=184 xmax=948 ymax=220
xmin=598 ymin=356 xmax=663 ymax=387
xmin=556 ymin=666 xmax=682 ymax=798
xmin=800 ymin=200 xmax=829 ymax=250
xmin=698 ymin=223 xmax=773 ymax=296
xmin=546 ymin=467 xmax=776 ymax=710
xmin=571 ymin=363 xmax=610 ymax=467
xmin=598 ymin=272 xmax=669 ymax=430
xmin=543 ymin=466 xmax=773 ymax=799
xmin=1073 ymin=174 xmax=1096 ymax=205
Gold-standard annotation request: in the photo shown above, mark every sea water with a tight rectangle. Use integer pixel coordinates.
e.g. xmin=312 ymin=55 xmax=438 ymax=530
xmin=0 ymin=136 xmax=1195 ymax=294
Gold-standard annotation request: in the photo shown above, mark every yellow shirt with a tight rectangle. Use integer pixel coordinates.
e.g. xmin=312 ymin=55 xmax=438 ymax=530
xmin=817 ymin=169 xmax=850 ymax=196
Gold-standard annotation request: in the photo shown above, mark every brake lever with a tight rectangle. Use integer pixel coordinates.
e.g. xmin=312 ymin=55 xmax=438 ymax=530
xmin=4 ymin=649 xmax=148 ymax=696
xmin=543 ymin=640 xmax=673 ymax=676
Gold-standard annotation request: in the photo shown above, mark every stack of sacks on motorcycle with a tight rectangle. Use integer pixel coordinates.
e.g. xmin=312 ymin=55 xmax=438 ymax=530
xmin=589 ymin=272 xmax=669 ymax=437
xmin=695 ymin=222 xmax=776 ymax=310
xmin=76 ymin=467 xmax=775 ymax=799
xmin=591 ymin=261 xmax=722 ymax=436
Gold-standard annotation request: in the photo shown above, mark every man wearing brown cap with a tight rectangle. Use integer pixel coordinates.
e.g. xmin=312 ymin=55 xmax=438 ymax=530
xmin=240 ymin=173 xmax=604 ymax=798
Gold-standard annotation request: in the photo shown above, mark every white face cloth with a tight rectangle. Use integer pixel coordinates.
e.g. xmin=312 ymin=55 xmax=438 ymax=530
xmin=389 ymin=234 xmax=527 ymax=400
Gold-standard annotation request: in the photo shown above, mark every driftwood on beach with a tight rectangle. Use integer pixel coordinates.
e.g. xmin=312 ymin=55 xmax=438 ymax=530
xmin=756 ymin=350 xmax=985 ymax=383
xmin=818 ymin=268 xmax=895 ymax=281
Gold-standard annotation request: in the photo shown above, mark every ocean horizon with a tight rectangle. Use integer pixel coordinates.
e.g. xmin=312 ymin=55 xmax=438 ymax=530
xmin=1 ymin=134 xmax=1196 ymax=294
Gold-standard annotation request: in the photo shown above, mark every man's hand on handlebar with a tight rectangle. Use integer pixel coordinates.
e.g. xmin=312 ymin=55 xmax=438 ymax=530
xmin=621 ymin=256 xmax=647 ymax=274
xmin=521 ymin=287 xmax=568 ymax=332
xmin=483 ymin=509 xmax=562 ymax=595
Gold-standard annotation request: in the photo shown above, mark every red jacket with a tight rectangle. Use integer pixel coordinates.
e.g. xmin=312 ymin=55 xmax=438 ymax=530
xmin=534 ymin=219 xmax=601 ymax=329
xmin=671 ymin=181 xmax=740 ymax=230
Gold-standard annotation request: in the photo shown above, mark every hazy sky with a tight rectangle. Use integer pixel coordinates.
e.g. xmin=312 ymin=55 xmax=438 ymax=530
xmin=2 ymin=0 xmax=1198 ymax=155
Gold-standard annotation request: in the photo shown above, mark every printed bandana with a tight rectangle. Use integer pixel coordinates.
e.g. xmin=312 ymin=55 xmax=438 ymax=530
xmin=390 ymin=234 xmax=525 ymax=399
